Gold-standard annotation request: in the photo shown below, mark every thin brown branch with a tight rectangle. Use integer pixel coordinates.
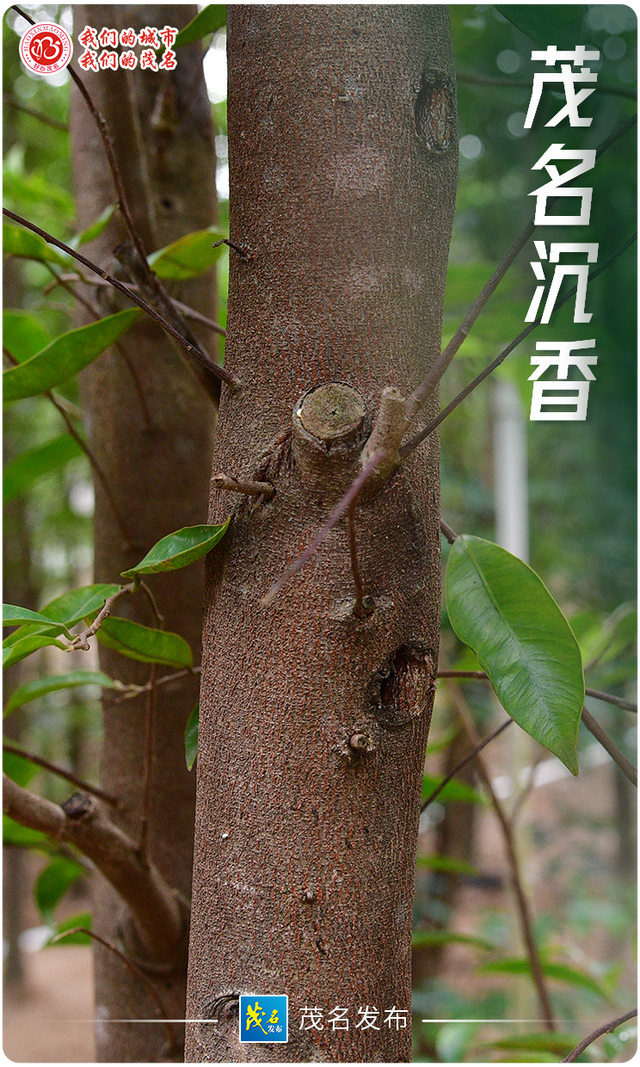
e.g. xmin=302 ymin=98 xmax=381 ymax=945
xmin=401 ymin=229 xmax=637 ymax=457
xmin=420 ymin=717 xmax=512 ymax=812
xmin=3 ymin=208 xmax=239 ymax=389
xmin=443 ymin=672 xmax=556 ymax=1030
xmin=440 ymin=518 xmax=459 ymax=544
xmin=3 ymin=743 xmax=117 ymax=806
xmin=139 ymin=581 xmax=164 ymax=628
xmin=110 ymin=666 xmax=201 ymax=703
xmin=439 ymin=670 xmax=638 ymax=714
xmin=561 ymin=1008 xmax=637 ymax=1063
xmin=211 ymin=473 xmax=275 ymax=499
xmin=3 ymin=775 xmax=186 ymax=966
xmin=261 ymin=448 xmax=385 ymax=607
xmin=3 ymin=92 xmax=67 ymax=129
xmin=581 ymin=706 xmax=637 ymax=786
xmin=457 ymin=70 xmax=637 ymax=100
xmin=138 ymin=665 xmax=158 ymax=859
xmin=212 ymin=237 xmax=252 ymax=258
xmin=68 ymin=583 xmax=135 ymax=652
xmin=50 ymin=926 xmax=179 ymax=1053
xmin=401 ymin=113 xmax=637 ymax=438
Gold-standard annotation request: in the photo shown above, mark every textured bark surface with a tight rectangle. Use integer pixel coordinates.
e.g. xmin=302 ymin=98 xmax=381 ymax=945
xmin=70 ymin=7 xmax=216 ymax=1060
xmin=186 ymin=7 xmax=457 ymax=1062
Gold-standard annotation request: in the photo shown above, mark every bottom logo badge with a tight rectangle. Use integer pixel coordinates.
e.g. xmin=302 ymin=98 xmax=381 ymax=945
xmin=239 ymin=995 xmax=288 ymax=1043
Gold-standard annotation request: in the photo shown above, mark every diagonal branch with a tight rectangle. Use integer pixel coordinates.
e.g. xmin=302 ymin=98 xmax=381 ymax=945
xmin=420 ymin=717 xmax=512 ymax=812
xmin=561 ymin=1008 xmax=637 ymax=1063
xmin=3 ymin=775 xmax=187 ymax=967
xmin=3 ymin=742 xmax=117 ymax=806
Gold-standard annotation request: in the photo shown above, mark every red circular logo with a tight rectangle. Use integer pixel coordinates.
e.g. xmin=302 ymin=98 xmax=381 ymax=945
xmin=20 ymin=23 xmax=73 ymax=76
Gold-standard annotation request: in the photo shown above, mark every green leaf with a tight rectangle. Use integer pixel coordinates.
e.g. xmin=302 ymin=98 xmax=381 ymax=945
xmin=185 ymin=702 xmax=199 ymax=770
xmin=3 ymin=584 xmax=122 ymax=649
xmin=446 ymin=536 xmax=584 ymax=775
xmin=3 ymin=604 xmax=70 ymax=638
xmin=122 ymin=520 xmax=231 ymax=578
xmin=3 ymin=747 xmax=39 ymax=788
xmin=96 ymin=617 xmax=193 ymax=668
xmin=4 ymin=671 xmax=118 ymax=717
xmin=416 ymin=855 xmax=480 ymax=877
xmin=3 ymin=814 xmax=51 ymax=850
xmin=3 ymin=435 xmax=85 ymax=503
xmin=479 ymin=958 xmax=611 ymax=1000
xmin=174 ymin=5 xmax=226 ymax=48
xmin=148 ymin=228 xmax=227 ymax=280
xmin=422 ymin=774 xmax=485 ymax=805
xmin=3 ymin=309 xmax=142 ymax=402
xmin=3 ymin=309 xmax=50 ymax=360
xmin=412 ymin=930 xmax=497 ymax=951
xmin=486 ymin=1033 xmax=581 ymax=1056
xmin=497 ymin=6 xmax=586 ymax=49
xmin=73 ymin=204 xmax=116 ymax=247
xmin=3 ymin=221 xmax=69 ymax=266
xmin=45 ymin=912 xmax=93 ymax=946
xmin=3 ymin=634 xmax=67 ymax=669
xmin=35 ymin=857 xmax=85 ymax=924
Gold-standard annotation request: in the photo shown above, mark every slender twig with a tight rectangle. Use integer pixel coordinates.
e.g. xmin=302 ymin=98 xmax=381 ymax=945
xmin=3 ymin=345 xmax=135 ymax=542
xmin=68 ymin=583 xmax=135 ymax=651
xmin=138 ymin=665 xmax=158 ymax=859
xmin=3 ymin=92 xmax=67 ymax=129
xmin=561 ymin=1008 xmax=637 ymax=1063
xmin=3 ymin=742 xmax=117 ymax=806
xmin=49 ymin=927 xmax=178 ymax=1053
xmin=139 ymin=581 xmax=164 ymax=627
xmin=401 ymin=230 xmax=637 ymax=457
xmin=111 ymin=666 xmax=201 ymax=703
xmin=439 ymin=670 xmax=638 ymax=713
xmin=401 ymin=113 xmax=637 ymax=438
xmin=440 ymin=518 xmax=459 ymax=544
xmin=581 ymin=706 xmax=637 ymax=786
xmin=444 ymin=673 xmax=556 ymax=1030
xmin=212 ymin=237 xmax=251 ymax=258
xmin=457 ymin=71 xmax=637 ymax=100
xmin=421 ymin=718 xmax=512 ymax=812
xmin=3 ymin=208 xmax=239 ymax=389
xmin=261 ymin=449 xmax=385 ymax=607
xmin=211 ymin=473 xmax=275 ymax=499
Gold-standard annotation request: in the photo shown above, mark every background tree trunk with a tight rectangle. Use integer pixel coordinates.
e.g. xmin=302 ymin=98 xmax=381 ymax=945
xmin=186 ymin=7 xmax=457 ymax=1062
xmin=70 ymin=7 xmax=217 ymax=1060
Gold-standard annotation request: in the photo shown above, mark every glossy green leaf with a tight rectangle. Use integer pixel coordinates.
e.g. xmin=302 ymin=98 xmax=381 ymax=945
xmin=497 ymin=6 xmax=586 ymax=49
xmin=3 ymin=635 xmax=67 ymax=669
xmin=122 ymin=520 xmax=231 ymax=578
xmin=45 ymin=912 xmax=93 ymax=946
xmin=479 ymin=958 xmax=611 ymax=1000
xmin=148 ymin=228 xmax=227 ymax=280
xmin=446 ymin=536 xmax=584 ymax=775
xmin=3 ymin=747 xmax=39 ymax=788
xmin=174 ymin=5 xmax=226 ymax=48
xmin=36 ymin=857 xmax=85 ymax=924
xmin=3 ymin=221 xmax=69 ymax=266
xmin=416 ymin=855 xmax=480 ymax=876
xmin=3 ymin=814 xmax=51 ymax=850
xmin=96 ymin=617 xmax=193 ymax=668
xmin=422 ymin=774 xmax=485 ymax=805
xmin=3 ymin=604 xmax=70 ymax=638
xmin=3 ymin=309 xmax=142 ymax=402
xmin=73 ymin=204 xmax=116 ymax=247
xmin=3 ymin=435 xmax=84 ymax=503
xmin=3 ymin=309 xmax=50 ymax=361
xmin=3 ymin=584 xmax=122 ymax=649
xmin=412 ymin=930 xmax=496 ymax=951
xmin=4 ymin=671 xmax=118 ymax=717
xmin=185 ymin=702 xmax=199 ymax=770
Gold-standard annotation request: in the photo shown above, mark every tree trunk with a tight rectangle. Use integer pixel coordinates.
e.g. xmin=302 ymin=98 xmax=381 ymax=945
xmin=186 ymin=7 xmax=457 ymax=1062
xmin=70 ymin=7 xmax=217 ymax=1060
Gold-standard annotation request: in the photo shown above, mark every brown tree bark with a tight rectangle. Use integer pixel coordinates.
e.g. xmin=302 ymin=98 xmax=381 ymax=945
xmin=186 ymin=7 xmax=458 ymax=1062
xmin=70 ymin=6 xmax=217 ymax=1060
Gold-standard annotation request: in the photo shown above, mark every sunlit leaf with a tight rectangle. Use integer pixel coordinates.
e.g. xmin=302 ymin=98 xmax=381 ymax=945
xmin=3 ymin=814 xmax=51 ymax=850
xmin=96 ymin=617 xmax=193 ymax=668
xmin=3 ymin=435 xmax=85 ymax=503
xmin=3 ymin=309 xmax=142 ymax=402
xmin=36 ymin=857 xmax=86 ymax=924
xmin=416 ymin=855 xmax=480 ymax=876
xmin=122 ymin=520 xmax=231 ymax=578
xmin=446 ymin=536 xmax=584 ymax=775
xmin=3 ymin=747 xmax=39 ymax=787
xmin=45 ymin=912 xmax=93 ymax=946
xmin=3 ymin=584 xmax=122 ymax=649
xmin=148 ymin=228 xmax=227 ymax=280
xmin=174 ymin=5 xmax=226 ymax=48
xmin=185 ymin=702 xmax=199 ymax=770
xmin=4 ymin=671 xmax=118 ymax=717
xmin=485 ymin=1033 xmax=581 ymax=1055
xmin=3 ymin=604 xmax=70 ymax=638
xmin=3 ymin=309 xmax=50 ymax=361
xmin=479 ymin=958 xmax=611 ymax=1000
xmin=422 ymin=774 xmax=485 ymax=805
xmin=3 ymin=635 xmax=67 ymax=669
xmin=73 ymin=204 xmax=116 ymax=247
xmin=497 ymin=6 xmax=586 ymax=49
xmin=3 ymin=221 xmax=69 ymax=266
